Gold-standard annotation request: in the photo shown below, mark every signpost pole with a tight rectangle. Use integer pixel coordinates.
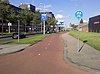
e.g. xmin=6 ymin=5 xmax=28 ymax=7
xmin=43 ymin=20 xmax=45 ymax=34
xmin=77 ymin=19 xmax=80 ymax=52
xmin=41 ymin=14 xmax=48 ymax=35
xmin=75 ymin=11 xmax=83 ymax=52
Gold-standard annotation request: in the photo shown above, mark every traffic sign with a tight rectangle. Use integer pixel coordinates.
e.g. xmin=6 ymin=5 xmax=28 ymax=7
xmin=75 ymin=11 xmax=83 ymax=19
xmin=60 ymin=22 xmax=64 ymax=25
xmin=57 ymin=22 xmax=64 ymax=25
xmin=41 ymin=14 xmax=48 ymax=21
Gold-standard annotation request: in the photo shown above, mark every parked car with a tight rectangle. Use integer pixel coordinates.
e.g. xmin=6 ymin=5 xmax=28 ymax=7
xmin=12 ymin=32 xmax=26 ymax=39
xmin=46 ymin=29 xmax=57 ymax=34
xmin=46 ymin=30 xmax=51 ymax=34
xmin=45 ymin=29 xmax=52 ymax=34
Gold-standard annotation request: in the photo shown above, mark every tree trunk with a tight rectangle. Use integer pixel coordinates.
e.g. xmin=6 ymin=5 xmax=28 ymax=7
xmin=1 ymin=19 xmax=3 ymax=36
xmin=25 ymin=23 xmax=27 ymax=32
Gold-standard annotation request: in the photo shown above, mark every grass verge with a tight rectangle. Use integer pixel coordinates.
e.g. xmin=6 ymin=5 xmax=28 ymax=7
xmin=0 ymin=35 xmax=48 ymax=44
xmin=0 ymin=33 xmax=12 ymax=37
xmin=70 ymin=31 xmax=100 ymax=51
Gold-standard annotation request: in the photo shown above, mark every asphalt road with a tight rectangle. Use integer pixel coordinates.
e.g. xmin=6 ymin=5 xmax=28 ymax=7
xmin=0 ymin=34 xmax=42 ymax=42
xmin=0 ymin=33 xmax=91 ymax=74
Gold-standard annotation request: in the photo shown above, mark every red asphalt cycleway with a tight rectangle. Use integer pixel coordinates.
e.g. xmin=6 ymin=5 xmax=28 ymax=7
xmin=0 ymin=33 xmax=91 ymax=74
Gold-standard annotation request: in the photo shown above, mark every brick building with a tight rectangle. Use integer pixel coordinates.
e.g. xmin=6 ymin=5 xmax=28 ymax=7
xmin=89 ymin=15 xmax=100 ymax=32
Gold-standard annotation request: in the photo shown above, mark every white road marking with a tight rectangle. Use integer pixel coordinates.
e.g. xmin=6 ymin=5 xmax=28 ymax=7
xmin=38 ymin=54 xmax=41 ymax=56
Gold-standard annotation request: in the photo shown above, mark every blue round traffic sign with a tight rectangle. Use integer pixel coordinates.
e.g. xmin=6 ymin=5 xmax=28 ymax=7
xmin=75 ymin=11 xmax=83 ymax=19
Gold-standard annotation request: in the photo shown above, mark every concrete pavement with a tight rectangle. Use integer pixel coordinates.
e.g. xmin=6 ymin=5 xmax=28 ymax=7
xmin=0 ymin=44 xmax=31 ymax=55
xmin=61 ymin=32 xmax=100 ymax=74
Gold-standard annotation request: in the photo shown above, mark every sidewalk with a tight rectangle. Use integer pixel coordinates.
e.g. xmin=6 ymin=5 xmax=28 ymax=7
xmin=0 ymin=44 xmax=31 ymax=55
xmin=61 ymin=33 xmax=100 ymax=74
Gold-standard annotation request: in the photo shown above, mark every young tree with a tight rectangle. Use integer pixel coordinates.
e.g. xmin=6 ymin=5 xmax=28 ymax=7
xmin=80 ymin=19 xmax=83 ymax=23
xmin=0 ymin=0 xmax=10 ymax=35
xmin=7 ymin=8 xmax=17 ymax=23
xmin=31 ymin=11 xmax=41 ymax=32
xmin=32 ymin=11 xmax=41 ymax=25
xmin=47 ymin=17 xmax=57 ymax=27
xmin=70 ymin=24 xmax=78 ymax=30
xmin=46 ymin=17 xmax=57 ymax=32
xmin=18 ymin=9 xmax=34 ymax=32
xmin=0 ymin=0 xmax=9 ymax=4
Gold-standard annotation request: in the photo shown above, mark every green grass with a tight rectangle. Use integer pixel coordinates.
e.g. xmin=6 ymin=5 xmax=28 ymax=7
xmin=0 ymin=33 xmax=12 ymax=37
xmin=70 ymin=31 xmax=100 ymax=51
xmin=0 ymin=35 xmax=48 ymax=44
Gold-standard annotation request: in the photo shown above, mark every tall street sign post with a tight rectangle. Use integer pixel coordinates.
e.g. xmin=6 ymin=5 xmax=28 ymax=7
xmin=75 ymin=11 xmax=83 ymax=52
xmin=41 ymin=14 xmax=48 ymax=34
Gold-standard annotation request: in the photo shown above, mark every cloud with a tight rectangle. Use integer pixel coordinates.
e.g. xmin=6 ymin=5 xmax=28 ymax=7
xmin=45 ymin=5 xmax=52 ymax=9
xmin=83 ymin=20 xmax=88 ymax=23
xmin=44 ymin=4 xmax=52 ymax=12
xmin=55 ymin=14 xmax=66 ymax=23
xmin=55 ymin=14 xmax=64 ymax=19
xmin=94 ymin=11 xmax=100 ymax=16
xmin=89 ymin=11 xmax=100 ymax=18
xmin=58 ymin=10 xmax=64 ymax=13
xmin=38 ymin=4 xmax=52 ymax=12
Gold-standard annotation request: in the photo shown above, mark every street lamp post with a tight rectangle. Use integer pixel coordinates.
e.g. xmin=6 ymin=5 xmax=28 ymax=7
xmin=8 ymin=22 xmax=12 ymax=33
